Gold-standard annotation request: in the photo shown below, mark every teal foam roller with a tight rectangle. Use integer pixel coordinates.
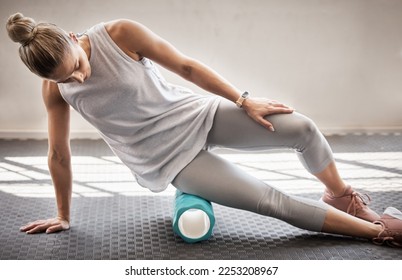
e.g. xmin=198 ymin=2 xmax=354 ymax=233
xmin=172 ymin=190 xmax=215 ymax=243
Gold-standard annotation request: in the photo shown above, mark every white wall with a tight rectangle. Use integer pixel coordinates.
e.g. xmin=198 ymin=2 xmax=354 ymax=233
xmin=1 ymin=0 xmax=402 ymax=139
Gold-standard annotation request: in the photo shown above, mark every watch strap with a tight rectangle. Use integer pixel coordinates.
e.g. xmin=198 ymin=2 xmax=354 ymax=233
xmin=235 ymin=91 xmax=249 ymax=108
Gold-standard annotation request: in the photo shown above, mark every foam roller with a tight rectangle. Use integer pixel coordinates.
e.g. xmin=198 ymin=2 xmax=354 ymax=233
xmin=172 ymin=190 xmax=215 ymax=243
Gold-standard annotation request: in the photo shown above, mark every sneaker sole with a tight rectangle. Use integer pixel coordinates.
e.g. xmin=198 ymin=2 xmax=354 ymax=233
xmin=383 ymin=207 xmax=402 ymax=220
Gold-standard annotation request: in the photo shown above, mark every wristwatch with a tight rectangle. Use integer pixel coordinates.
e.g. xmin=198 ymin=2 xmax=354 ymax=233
xmin=235 ymin=91 xmax=250 ymax=108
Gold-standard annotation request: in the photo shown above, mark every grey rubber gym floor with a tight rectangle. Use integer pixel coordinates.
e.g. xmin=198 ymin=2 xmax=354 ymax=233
xmin=1 ymin=133 xmax=401 ymax=260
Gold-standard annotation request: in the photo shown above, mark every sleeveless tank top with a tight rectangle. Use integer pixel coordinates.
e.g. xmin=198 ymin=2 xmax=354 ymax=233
xmin=58 ymin=23 xmax=221 ymax=192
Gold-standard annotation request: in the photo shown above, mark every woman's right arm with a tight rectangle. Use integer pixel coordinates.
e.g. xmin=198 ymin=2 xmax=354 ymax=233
xmin=20 ymin=80 xmax=72 ymax=234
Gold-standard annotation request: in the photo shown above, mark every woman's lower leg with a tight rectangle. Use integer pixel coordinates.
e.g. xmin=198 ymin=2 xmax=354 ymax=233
xmin=314 ymin=161 xmax=348 ymax=196
xmin=322 ymin=207 xmax=381 ymax=239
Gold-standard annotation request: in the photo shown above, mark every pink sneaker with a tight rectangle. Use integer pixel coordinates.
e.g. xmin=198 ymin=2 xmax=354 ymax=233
xmin=372 ymin=207 xmax=402 ymax=248
xmin=321 ymin=185 xmax=380 ymax=222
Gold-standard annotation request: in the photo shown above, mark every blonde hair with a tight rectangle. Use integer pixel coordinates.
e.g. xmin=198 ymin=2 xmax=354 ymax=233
xmin=6 ymin=12 xmax=73 ymax=78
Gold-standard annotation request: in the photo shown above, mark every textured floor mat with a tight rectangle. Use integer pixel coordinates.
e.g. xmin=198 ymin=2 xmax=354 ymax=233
xmin=1 ymin=133 xmax=402 ymax=260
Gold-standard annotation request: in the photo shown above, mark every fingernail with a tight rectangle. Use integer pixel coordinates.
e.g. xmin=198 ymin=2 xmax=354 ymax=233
xmin=270 ymin=127 xmax=275 ymax=132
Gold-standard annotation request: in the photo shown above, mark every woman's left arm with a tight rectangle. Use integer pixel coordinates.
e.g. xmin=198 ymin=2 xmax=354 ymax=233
xmin=106 ymin=19 xmax=293 ymax=131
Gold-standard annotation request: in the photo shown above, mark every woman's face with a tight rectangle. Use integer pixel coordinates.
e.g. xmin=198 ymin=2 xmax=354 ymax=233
xmin=50 ymin=41 xmax=91 ymax=84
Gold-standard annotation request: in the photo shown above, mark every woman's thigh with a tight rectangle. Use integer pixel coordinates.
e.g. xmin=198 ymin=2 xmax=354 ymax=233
xmin=206 ymin=99 xmax=333 ymax=174
xmin=172 ymin=150 xmax=267 ymax=213
xmin=207 ymin=99 xmax=315 ymax=150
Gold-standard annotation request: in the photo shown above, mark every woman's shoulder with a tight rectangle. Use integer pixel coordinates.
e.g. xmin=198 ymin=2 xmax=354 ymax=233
xmin=42 ymin=80 xmax=66 ymax=109
xmin=103 ymin=18 xmax=139 ymax=31
xmin=102 ymin=19 xmax=145 ymax=61
xmin=103 ymin=18 xmax=149 ymax=43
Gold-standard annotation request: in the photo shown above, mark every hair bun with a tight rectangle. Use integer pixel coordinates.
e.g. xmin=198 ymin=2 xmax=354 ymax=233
xmin=6 ymin=12 xmax=38 ymax=46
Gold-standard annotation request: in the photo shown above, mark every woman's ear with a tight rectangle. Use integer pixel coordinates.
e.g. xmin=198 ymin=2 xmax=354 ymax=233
xmin=68 ymin=32 xmax=79 ymax=44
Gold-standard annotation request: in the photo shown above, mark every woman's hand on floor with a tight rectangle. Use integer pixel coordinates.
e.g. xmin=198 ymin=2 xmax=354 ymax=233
xmin=20 ymin=217 xmax=70 ymax=234
xmin=242 ymin=98 xmax=294 ymax=131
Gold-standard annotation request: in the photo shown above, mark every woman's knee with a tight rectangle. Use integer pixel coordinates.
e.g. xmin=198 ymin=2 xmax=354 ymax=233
xmin=272 ymin=112 xmax=319 ymax=149
xmin=294 ymin=114 xmax=318 ymax=141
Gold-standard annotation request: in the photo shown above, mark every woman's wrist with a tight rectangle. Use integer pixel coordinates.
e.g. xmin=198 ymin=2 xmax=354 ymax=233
xmin=235 ymin=91 xmax=250 ymax=108
xmin=241 ymin=97 xmax=252 ymax=110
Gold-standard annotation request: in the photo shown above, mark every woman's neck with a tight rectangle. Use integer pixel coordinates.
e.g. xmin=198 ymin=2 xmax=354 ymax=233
xmin=78 ymin=35 xmax=91 ymax=60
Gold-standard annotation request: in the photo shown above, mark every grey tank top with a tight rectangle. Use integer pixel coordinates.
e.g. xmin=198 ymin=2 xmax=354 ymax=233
xmin=58 ymin=23 xmax=221 ymax=192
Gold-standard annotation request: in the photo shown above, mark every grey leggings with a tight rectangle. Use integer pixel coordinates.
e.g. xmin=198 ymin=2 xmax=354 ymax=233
xmin=172 ymin=99 xmax=332 ymax=232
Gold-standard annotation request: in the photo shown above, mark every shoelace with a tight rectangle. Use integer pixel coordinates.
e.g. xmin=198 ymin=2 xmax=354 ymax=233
xmin=372 ymin=220 xmax=402 ymax=248
xmin=346 ymin=191 xmax=372 ymax=216
xmin=372 ymin=221 xmax=391 ymax=245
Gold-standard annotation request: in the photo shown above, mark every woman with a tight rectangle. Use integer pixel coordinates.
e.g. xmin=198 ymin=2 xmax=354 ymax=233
xmin=6 ymin=12 xmax=401 ymax=248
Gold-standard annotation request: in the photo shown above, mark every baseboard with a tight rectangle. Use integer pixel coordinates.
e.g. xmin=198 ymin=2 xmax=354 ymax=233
xmin=0 ymin=126 xmax=401 ymax=140
xmin=0 ymin=130 xmax=101 ymax=140
xmin=320 ymin=126 xmax=402 ymax=136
